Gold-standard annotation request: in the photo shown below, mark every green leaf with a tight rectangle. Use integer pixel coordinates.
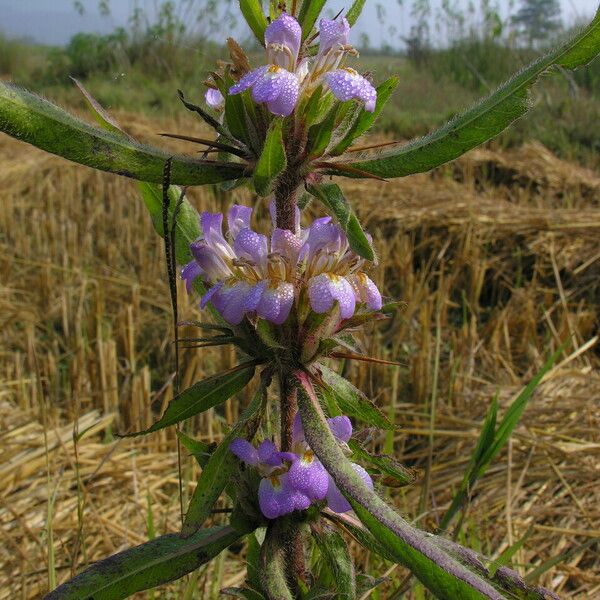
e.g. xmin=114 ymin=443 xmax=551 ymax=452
xmin=348 ymin=440 xmax=419 ymax=488
xmin=330 ymin=77 xmax=399 ymax=156
xmin=440 ymin=346 xmax=563 ymax=531
xmin=253 ymin=118 xmax=287 ymax=196
xmin=307 ymin=103 xmax=339 ymax=158
xmin=225 ymin=87 xmax=252 ymax=147
xmin=239 ymin=0 xmax=269 ymax=45
xmin=45 ymin=525 xmax=250 ymax=600
xmin=318 ymin=364 xmax=393 ymax=430
xmin=137 ymin=182 xmax=201 ymax=266
xmin=306 ymin=183 xmax=374 ymax=261
xmin=340 ymin=9 xmax=600 ymax=179
xmin=313 ymin=523 xmax=356 ymax=600
xmin=295 ymin=371 xmax=507 ymax=600
xmin=0 ymin=82 xmax=245 ymax=186
xmin=182 ymin=376 xmax=269 ymax=534
xmin=298 ymin=0 xmax=328 ymax=39
xmin=176 ymin=430 xmax=214 ymax=468
xmin=346 ymin=0 xmax=367 ymax=26
xmin=123 ymin=364 xmax=256 ymax=436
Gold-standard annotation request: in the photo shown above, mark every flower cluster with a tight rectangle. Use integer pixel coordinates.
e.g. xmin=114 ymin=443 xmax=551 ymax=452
xmin=211 ymin=13 xmax=376 ymax=117
xmin=230 ymin=414 xmax=373 ymax=519
xmin=181 ymin=205 xmax=382 ymax=326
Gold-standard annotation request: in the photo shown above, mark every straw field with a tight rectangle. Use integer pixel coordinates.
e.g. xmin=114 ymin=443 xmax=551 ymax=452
xmin=1 ymin=111 xmax=599 ymax=598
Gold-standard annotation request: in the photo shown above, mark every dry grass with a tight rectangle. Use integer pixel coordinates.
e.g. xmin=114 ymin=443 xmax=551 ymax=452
xmin=0 ymin=114 xmax=599 ymax=598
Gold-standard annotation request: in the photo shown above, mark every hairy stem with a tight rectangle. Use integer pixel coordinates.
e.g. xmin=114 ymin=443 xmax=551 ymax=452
xmin=273 ymin=170 xmax=303 ymax=231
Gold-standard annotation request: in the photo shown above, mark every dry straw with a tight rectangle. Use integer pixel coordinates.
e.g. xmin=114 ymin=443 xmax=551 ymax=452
xmin=0 ymin=113 xmax=598 ymax=598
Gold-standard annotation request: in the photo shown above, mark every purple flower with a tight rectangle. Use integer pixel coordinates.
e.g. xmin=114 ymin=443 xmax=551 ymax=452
xmin=182 ymin=204 xmax=302 ymax=326
xmin=229 ymin=65 xmax=300 ymax=117
xmin=205 ymin=88 xmax=225 ymax=110
xmin=265 ymin=13 xmax=302 ymax=70
xmin=325 ymin=68 xmax=377 ymax=112
xmin=319 ymin=18 xmax=351 ymax=55
xmin=230 ymin=437 xmax=312 ymax=519
xmin=229 ymin=413 xmax=366 ymax=519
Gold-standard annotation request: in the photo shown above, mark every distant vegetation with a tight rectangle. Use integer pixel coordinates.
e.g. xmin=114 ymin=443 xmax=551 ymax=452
xmin=1 ymin=0 xmax=599 ymax=166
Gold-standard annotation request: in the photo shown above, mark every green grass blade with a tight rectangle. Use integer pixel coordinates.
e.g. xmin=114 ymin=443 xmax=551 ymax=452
xmin=0 ymin=82 xmax=245 ymax=186
xmin=122 ymin=364 xmax=256 ymax=436
xmin=440 ymin=346 xmax=563 ymax=531
xmin=45 ymin=526 xmax=249 ymax=600
xmin=339 ymin=9 xmax=600 ymax=179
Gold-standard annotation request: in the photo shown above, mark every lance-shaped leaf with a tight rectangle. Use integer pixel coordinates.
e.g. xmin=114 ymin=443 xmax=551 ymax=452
xmin=307 ymin=103 xmax=339 ymax=158
xmin=440 ymin=347 xmax=563 ymax=531
xmin=298 ymin=0 xmax=328 ymax=39
xmin=330 ymin=77 xmax=399 ymax=156
xmin=253 ymin=118 xmax=287 ymax=196
xmin=177 ymin=430 xmax=214 ymax=468
xmin=317 ymin=364 xmax=392 ymax=430
xmin=122 ymin=363 xmax=256 ymax=436
xmin=295 ymin=371 xmax=507 ymax=600
xmin=183 ymin=375 xmax=269 ymax=534
xmin=346 ymin=0 xmax=367 ymax=26
xmin=0 ymin=82 xmax=246 ymax=185
xmin=307 ymin=183 xmax=374 ymax=262
xmin=240 ymin=0 xmax=269 ymax=45
xmin=336 ymin=9 xmax=600 ymax=179
xmin=45 ymin=525 xmax=251 ymax=600
xmin=313 ymin=523 xmax=356 ymax=600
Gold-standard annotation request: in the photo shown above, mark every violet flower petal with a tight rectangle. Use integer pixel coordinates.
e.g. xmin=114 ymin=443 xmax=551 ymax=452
xmin=308 ymin=273 xmax=356 ymax=319
xmin=318 ymin=17 xmax=351 ymax=55
xmin=205 ymin=88 xmax=225 ymax=110
xmin=181 ymin=261 xmax=202 ymax=293
xmin=227 ymin=205 xmax=253 ymax=240
xmin=213 ymin=281 xmax=254 ymax=325
xmin=258 ymin=440 xmax=282 ymax=467
xmin=230 ymin=438 xmax=259 ymax=466
xmin=234 ymin=228 xmax=269 ymax=266
xmin=265 ymin=13 xmax=302 ymax=67
xmin=229 ymin=66 xmax=268 ymax=95
xmin=256 ymin=283 xmax=295 ymax=325
xmin=327 ymin=416 xmax=353 ymax=443
xmin=325 ymin=68 xmax=377 ymax=112
xmin=200 ymin=281 xmax=224 ymax=309
xmin=190 ymin=241 xmax=231 ymax=281
xmin=287 ymin=455 xmax=329 ymax=501
xmin=326 ymin=463 xmax=374 ymax=513
xmin=259 ymin=472 xmax=310 ymax=519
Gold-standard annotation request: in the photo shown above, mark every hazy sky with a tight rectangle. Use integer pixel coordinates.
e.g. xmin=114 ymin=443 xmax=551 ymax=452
xmin=1 ymin=0 xmax=598 ymax=47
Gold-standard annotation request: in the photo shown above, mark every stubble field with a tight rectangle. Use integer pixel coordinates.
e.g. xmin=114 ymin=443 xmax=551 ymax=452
xmin=1 ymin=108 xmax=599 ymax=598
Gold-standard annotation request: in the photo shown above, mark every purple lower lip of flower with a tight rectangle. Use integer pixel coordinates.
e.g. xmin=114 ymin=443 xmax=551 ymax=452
xmin=349 ymin=273 xmax=383 ymax=311
xmin=325 ymin=68 xmax=377 ymax=112
xmin=229 ymin=65 xmax=299 ymax=117
xmin=259 ymin=472 xmax=311 ymax=519
xmin=326 ymin=463 xmax=374 ymax=513
xmin=233 ymin=228 xmax=268 ymax=266
xmin=287 ymin=453 xmax=329 ymax=501
xmin=256 ymin=283 xmax=295 ymax=325
xmin=209 ymin=281 xmax=254 ymax=325
xmin=308 ymin=273 xmax=356 ymax=320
